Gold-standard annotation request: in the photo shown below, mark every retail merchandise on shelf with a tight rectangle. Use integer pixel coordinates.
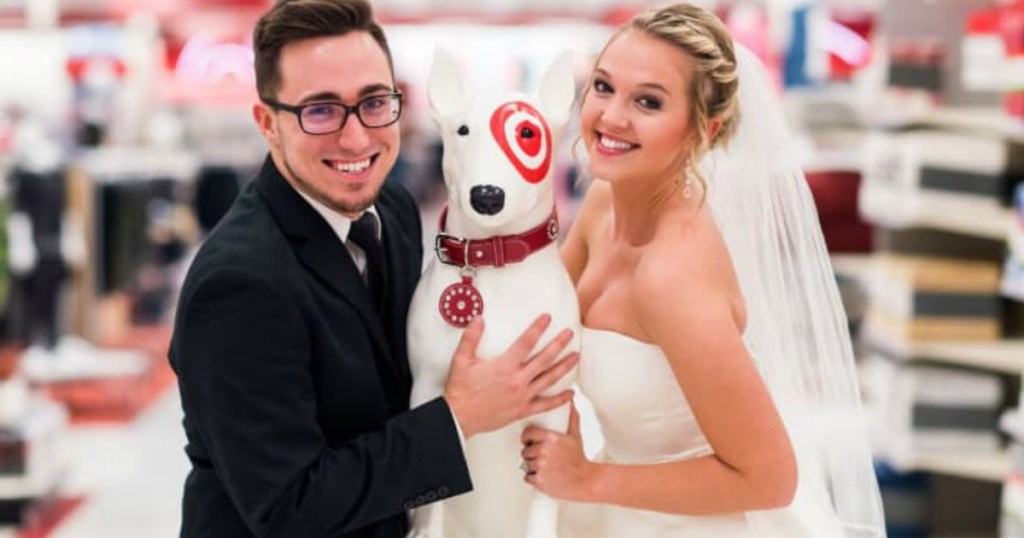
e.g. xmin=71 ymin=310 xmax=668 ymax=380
xmin=1005 ymin=183 xmax=1024 ymax=302
xmin=854 ymin=13 xmax=1024 ymax=527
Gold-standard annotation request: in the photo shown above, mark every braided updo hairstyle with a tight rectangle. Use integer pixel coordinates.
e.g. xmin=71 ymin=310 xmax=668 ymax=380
xmin=588 ymin=4 xmax=740 ymax=203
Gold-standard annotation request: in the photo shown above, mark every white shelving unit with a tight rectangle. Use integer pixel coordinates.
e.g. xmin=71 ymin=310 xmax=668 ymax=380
xmin=913 ymin=107 xmax=1024 ymax=143
xmin=909 ymin=449 xmax=1010 ymax=483
xmin=867 ymin=105 xmax=1024 ymax=142
xmin=901 ymin=206 xmax=1013 ymax=242
xmin=835 ymin=252 xmax=1018 ymax=483
xmin=858 ymin=173 xmax=1013 ymax=242
xmin=864 ymin=326 xmax=1024 ymax=375
xmin=851 ymin=106 xmax=1024 ymax=490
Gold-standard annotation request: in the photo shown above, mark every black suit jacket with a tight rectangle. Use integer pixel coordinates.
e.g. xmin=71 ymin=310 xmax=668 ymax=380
xmin=170 ymin=157 xmax=471 ymax=538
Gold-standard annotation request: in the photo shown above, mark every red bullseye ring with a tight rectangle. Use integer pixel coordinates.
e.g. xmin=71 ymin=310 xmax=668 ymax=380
xmin=490 ymin=101 xmax=552 ymax=184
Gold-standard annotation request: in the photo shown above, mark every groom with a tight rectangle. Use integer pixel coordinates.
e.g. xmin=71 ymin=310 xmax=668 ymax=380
xmin=169 ymin=0 xmax=578 ymax=536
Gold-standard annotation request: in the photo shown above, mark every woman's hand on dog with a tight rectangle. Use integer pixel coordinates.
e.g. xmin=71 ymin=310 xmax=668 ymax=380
xmin=520 ymin=401 xmax=599 ymax=502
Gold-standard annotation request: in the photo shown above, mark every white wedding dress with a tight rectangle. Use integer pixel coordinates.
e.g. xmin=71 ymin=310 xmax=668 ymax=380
xmin=562 ymin=327 xmax=849 ymax=538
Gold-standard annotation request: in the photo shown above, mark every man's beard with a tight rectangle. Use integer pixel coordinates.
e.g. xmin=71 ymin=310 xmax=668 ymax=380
xmin=282 ymin=153 xmax=378 ymax=216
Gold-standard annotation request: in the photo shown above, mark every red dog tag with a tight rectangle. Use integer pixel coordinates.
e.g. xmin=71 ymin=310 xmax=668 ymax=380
xmin=439 ymin=276 xmax=484 ymax=328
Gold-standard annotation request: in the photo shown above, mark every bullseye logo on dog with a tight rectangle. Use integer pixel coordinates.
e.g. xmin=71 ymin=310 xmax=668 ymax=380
xmin=489 ymin=101 xmax=552 ymax=184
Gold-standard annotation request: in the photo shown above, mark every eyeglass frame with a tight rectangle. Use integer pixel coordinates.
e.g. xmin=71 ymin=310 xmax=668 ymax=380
xmin=261 ymin=91 xmax=404 ymax=135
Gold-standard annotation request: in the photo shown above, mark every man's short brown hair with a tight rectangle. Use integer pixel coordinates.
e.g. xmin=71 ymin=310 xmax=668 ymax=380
xmin=253 ymin=0 xmax=394 ymax=101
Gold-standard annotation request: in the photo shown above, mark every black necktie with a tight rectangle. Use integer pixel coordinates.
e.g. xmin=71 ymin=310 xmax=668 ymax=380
xmin=348 ymin=212 xmax=388 ymax=315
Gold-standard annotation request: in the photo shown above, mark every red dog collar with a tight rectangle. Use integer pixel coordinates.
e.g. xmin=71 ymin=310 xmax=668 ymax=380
xmin=434 ymin=207 xmax=559 ymax=269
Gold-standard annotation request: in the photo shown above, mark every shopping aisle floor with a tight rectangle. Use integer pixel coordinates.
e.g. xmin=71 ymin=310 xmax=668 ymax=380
xmin=52 ymin=385 xmax=188 ymax=538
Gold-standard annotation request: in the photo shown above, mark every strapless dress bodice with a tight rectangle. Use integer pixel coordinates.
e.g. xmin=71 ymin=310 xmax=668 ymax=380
xmin=578 ymin=327 xmax=713 ymax=465
xmin=561 ymin=328 xmax=846 ymax=538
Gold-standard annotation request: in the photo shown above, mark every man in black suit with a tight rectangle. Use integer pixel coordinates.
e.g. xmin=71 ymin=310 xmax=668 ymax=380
xmin=168 ymin=1 xmax=579 ymax=536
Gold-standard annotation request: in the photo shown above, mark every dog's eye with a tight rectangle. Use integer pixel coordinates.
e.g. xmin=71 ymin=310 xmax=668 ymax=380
xmin=457 ymin=125 xmax=469 ymax=136
xmin=520 ymin=127 xmax=534 ymax=139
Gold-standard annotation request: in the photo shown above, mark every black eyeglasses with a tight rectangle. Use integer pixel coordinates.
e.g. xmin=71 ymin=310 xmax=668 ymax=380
xmin=262 ymin=92 xmax=403 ymax=135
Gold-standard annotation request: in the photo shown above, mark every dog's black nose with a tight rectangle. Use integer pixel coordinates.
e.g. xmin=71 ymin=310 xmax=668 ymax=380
xmin=470 ymin=185 xmax=505 ymax=215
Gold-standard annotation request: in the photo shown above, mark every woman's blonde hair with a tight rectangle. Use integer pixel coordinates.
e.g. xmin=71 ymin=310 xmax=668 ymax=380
xmin=579 ymin=3 xmax=740 ymax=204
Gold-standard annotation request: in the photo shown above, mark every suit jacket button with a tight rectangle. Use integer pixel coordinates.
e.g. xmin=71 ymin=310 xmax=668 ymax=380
xmin=403 ymin=501 xmax=414 ymax=510
xmin=425 ymin=491 xmax=437 ymax=502
xmin=438 ymin=486 xmax=449 ymax=496
xmin=415 ymin=495 xmax=426 ymax=506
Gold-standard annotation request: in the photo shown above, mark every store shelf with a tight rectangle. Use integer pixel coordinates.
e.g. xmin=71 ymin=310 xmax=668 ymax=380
xmin=870 ymin=106 xmax=1024 ymax=142
xmin=860 ymin=186 xmax=1012 ymax=241
xmin=864 ymin=326 xmax=1024 ymax=374
xmin=916 ymin=107 xmax=1024 ymax=142
xmin=909 ymin=449 xmax=1010 ymax=483
xmin=904 ymin=206 xmax=1013 ymax=242
xmin=831 ymin=253 xmax=874 ymax=282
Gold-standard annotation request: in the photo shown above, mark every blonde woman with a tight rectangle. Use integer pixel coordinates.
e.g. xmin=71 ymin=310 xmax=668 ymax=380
xmin=520 ymin=4 xmax=885 ymax=537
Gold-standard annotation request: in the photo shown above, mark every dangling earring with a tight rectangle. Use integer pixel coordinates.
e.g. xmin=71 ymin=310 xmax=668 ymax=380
xmin=682 ymin=175 xmax=693 ymax=198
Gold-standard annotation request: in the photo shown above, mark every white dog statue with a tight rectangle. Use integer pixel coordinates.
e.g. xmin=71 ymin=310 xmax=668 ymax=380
xmin=406 ymin=49 xmax=581 ymax=538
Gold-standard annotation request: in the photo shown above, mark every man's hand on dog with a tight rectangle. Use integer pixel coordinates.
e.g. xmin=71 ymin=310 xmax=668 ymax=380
xmin=444 ymin=314 xmax=578 ymax=439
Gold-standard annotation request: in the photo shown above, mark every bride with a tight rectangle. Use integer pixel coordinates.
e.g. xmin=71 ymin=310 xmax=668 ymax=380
xmin=519 ymin=4 xmax=885 ymax=537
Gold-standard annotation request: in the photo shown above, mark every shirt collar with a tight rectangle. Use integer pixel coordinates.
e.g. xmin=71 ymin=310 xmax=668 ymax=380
xmin=295 ymin=189 xmax=380 ymax=244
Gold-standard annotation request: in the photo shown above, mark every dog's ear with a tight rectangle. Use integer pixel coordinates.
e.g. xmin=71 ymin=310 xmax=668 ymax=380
xmin=428 ymin=47 xmax=465 ymax=127
xmin=537 ymin=50 xmax=576 ymax=131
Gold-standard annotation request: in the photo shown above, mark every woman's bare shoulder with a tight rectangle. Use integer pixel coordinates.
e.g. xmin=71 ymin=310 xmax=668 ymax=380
xmin=644 ymin=210 xmax=731 ymax=284
xmin=633 ymin=211 xmax=745 ymax=340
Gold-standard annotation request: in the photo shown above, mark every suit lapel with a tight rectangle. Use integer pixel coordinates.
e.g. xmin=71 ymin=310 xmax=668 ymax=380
xmin=378 ymin=200 xmax=416 ymax=391
xmin=253 ymin=157 xmax=400 ymax=386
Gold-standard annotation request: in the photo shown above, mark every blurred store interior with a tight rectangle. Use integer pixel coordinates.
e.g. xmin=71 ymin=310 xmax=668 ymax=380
xmin=0 ymin=0 xmax=1023 ymax=536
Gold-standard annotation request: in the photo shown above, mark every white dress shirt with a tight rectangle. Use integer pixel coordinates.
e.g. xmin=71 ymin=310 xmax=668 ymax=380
xmin=295 ymin=190 xmax=379 ymax=278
